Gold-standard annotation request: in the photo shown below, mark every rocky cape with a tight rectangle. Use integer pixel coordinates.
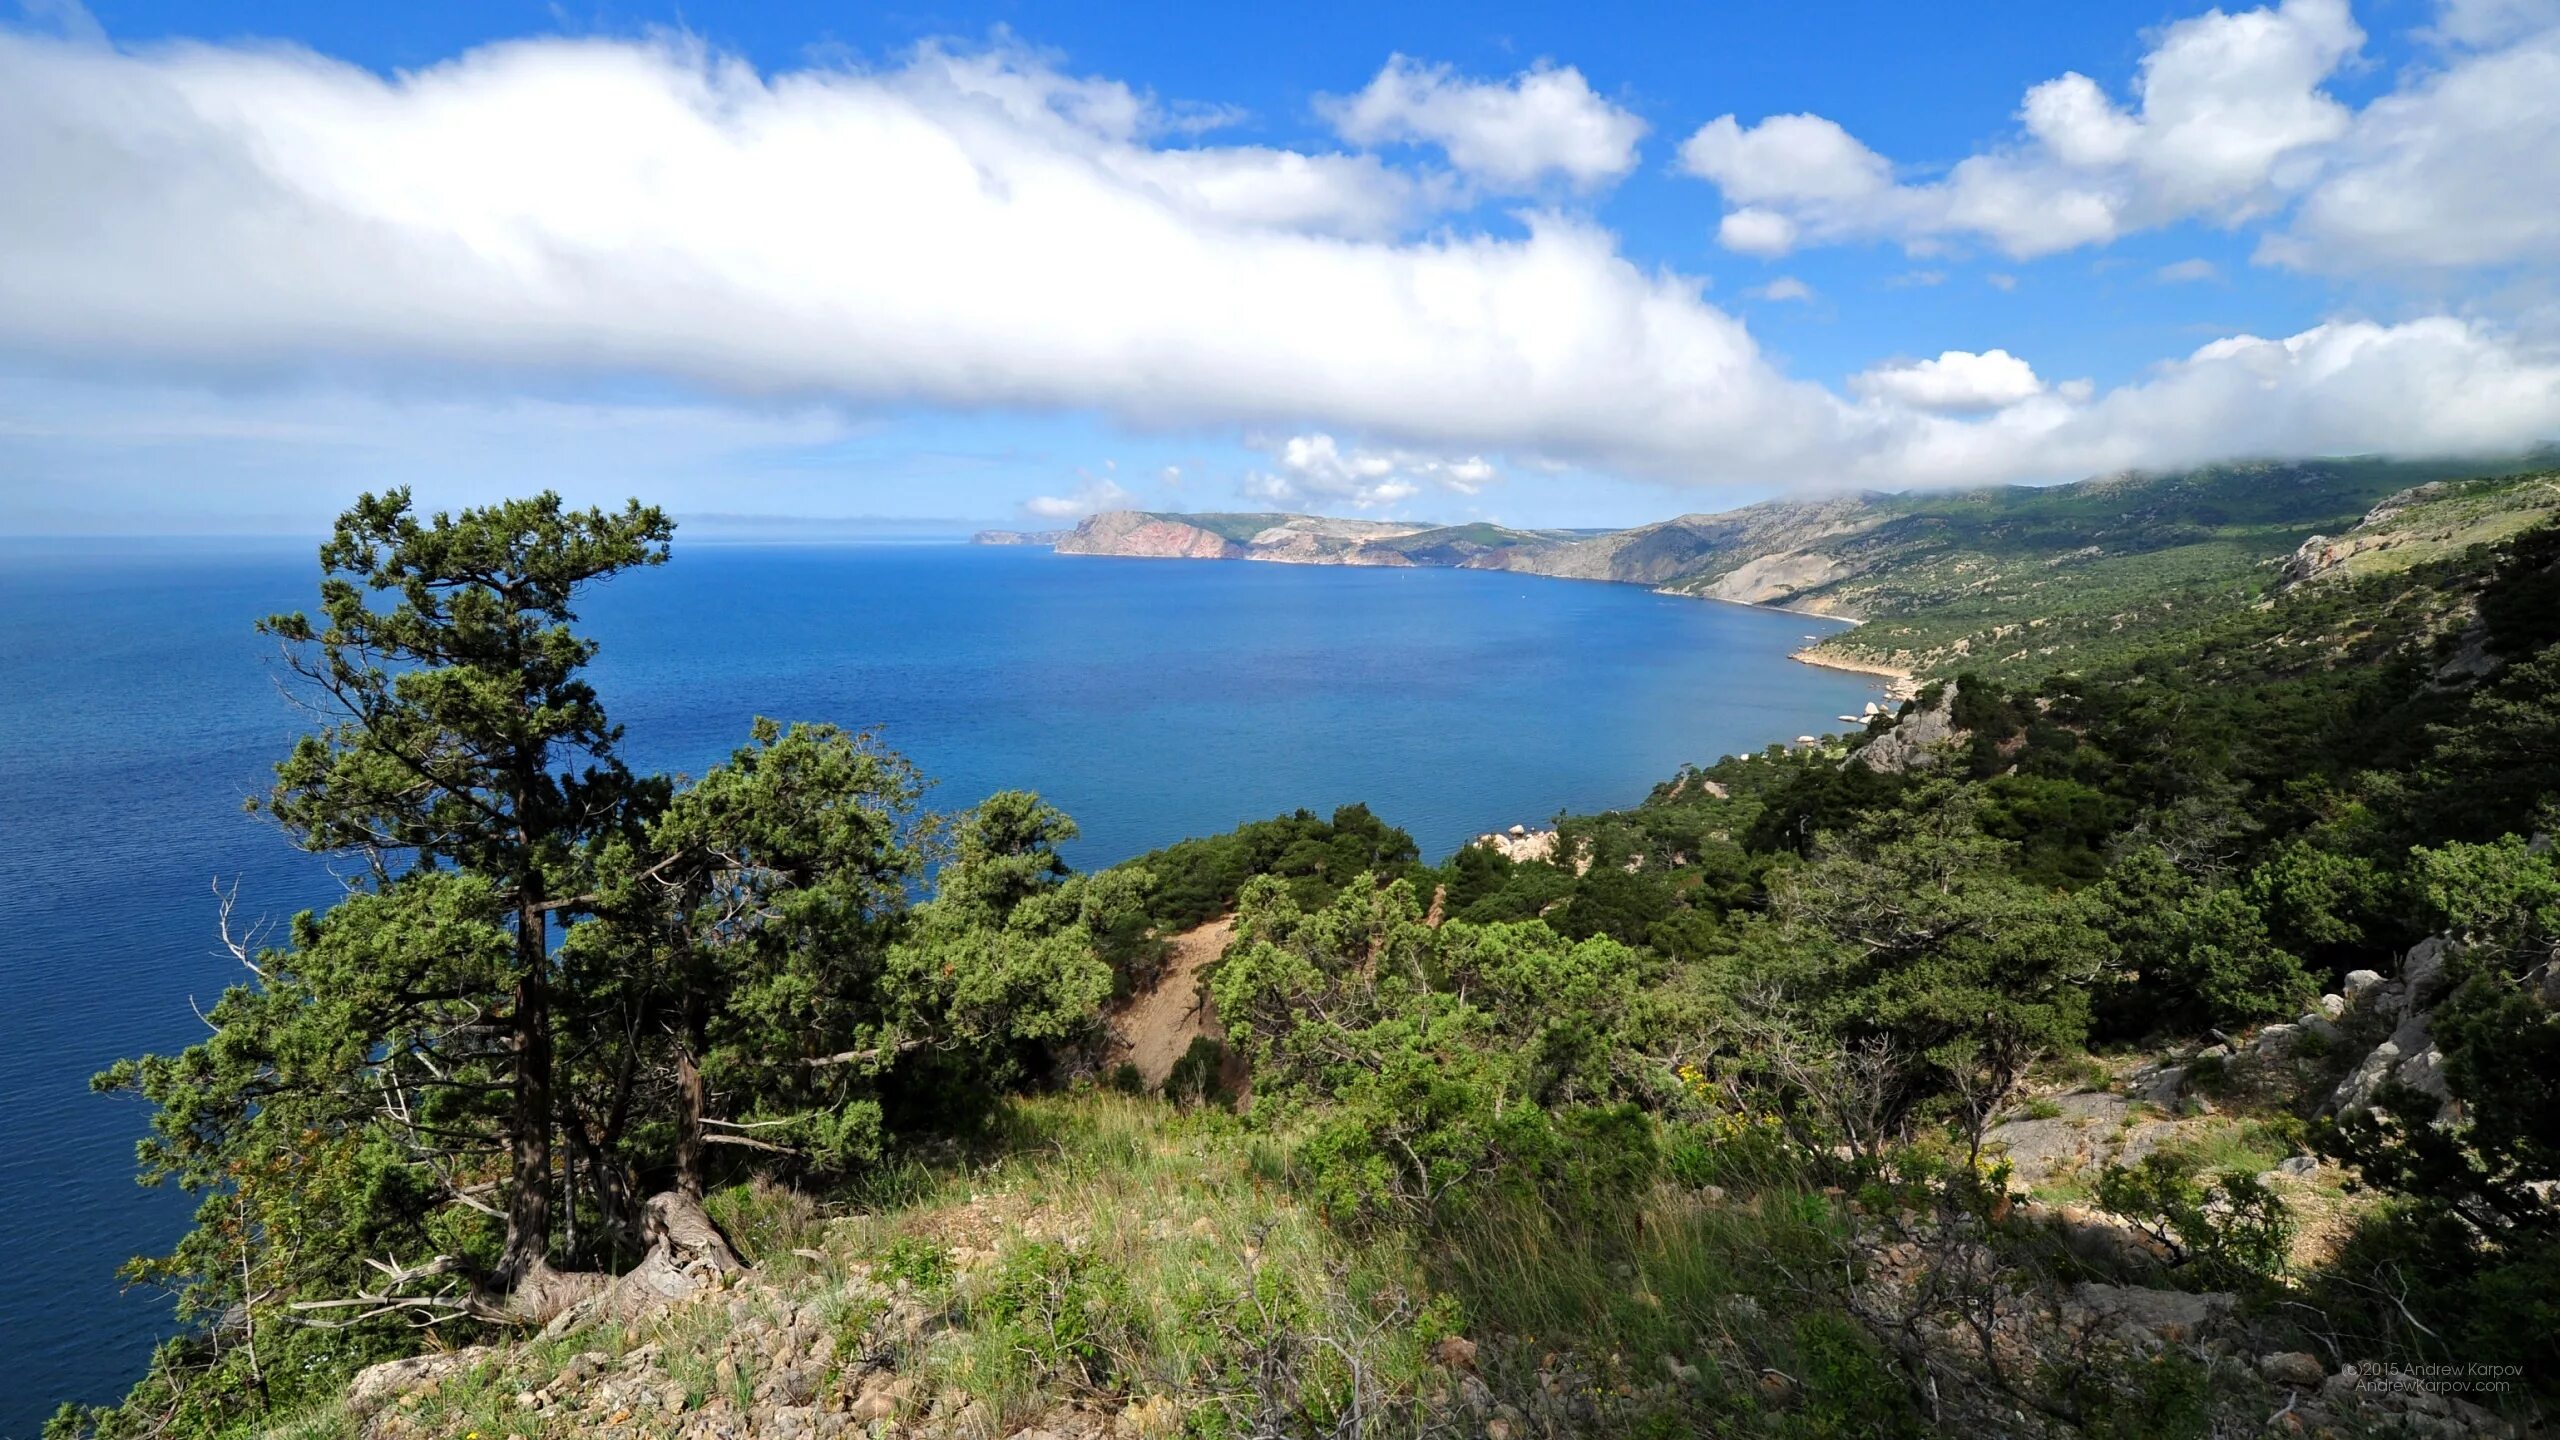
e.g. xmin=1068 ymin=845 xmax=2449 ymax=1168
xmin=976 ymin=455 xmax=2560 ymax=690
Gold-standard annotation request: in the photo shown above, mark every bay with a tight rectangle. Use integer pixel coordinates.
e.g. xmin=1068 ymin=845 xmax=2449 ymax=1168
xmin=0 ymin=538 xmax=1879 ymax=1431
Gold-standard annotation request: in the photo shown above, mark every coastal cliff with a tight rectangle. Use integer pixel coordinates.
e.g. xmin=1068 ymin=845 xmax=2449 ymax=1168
xmin=984 ymin=455 xmax=2559 ymax=685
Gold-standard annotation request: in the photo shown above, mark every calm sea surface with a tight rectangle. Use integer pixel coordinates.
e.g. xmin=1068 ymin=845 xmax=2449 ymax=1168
xmin=0 ymin=538 xmax=1878 ymax=1431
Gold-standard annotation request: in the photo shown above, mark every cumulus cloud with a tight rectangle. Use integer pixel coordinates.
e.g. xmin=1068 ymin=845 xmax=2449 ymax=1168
xmin=1867 ymin=317 xmax=2560 ymax=487
xmin=2263 ymin=19 xmax=2560 ymax=272
xmin=0 ymin=24 xmax=2555 ymax=504
xmin=0 ymin=30 xmax=1896 ymax=486
xmin=1678 ymin=0 xmax=2364 ymax=258
xmin=1318 ymin=56 xmax=1644 ymax=190
xmin=1023 ymin=474 xmax=1138 ymax=520
xmin=1678 ymin=113 xmax=1891 ymax=204
xmin=1850 ymin=350 xmax=2048 ymax=412
xmin=1241 ymin=434 xmax=1498 ymax=511
xmin=2157 ymin=257 xmax=2222 ymax=282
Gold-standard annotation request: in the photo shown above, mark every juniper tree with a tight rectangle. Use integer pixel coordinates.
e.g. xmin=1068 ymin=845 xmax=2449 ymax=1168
xmin=248 ymin=489 xmax=672 ymax=1290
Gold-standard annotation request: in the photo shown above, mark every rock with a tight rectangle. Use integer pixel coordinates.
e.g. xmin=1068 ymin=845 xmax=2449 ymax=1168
xmin=347 ymin=1348 xmax=498 ymax=1414
xmin=2396 ymin=1045 xmax=2453 ymax=1104
xmin=2195 ymin=1043 xmax=2231 ymax=1061
xmin=2296 ymin=1012 xmax=2340 ymax=1044
xmin=2332 ymin=1038 xmax=2404 ymax=1116
xmin=1851 ymin=683 xmax=1960 ymax=774
xmin=2260 ymin=1351 xmax=2326 ymax=1387
xmin=2277 ymin=1155 xmax=2319 ymax=1178
xmin=2252 ymin=1022 xmax=2301 ymax=1054
xmin=1986 ymin=1090 xmax=2128 ymax=1186
xmin=2403 ymin=936 xmax=2452 ymax=1007
xmin=2342 ymin=969 xmax=2386 ymax=999
xmin=2316 ymin=993 xmax=2347 ymax=1019
xmin=2129 ymin=1065 xmax=2186 ymax=1107
xmin=1114 ymin=1395 xmax=1183 ymax=1440
xmin=2019 ymin=1200 xmax=2168 ymax=1272
xmin=1431 ymin=1335 xmax=1479 ymax=1371
xmin=851 ymin=1376 xmax=914 ymax=1422
xmin=2335 ymin=1010 xmax=2439 ymax=1117
xmin=2065 ymin=1284 xmax=2236 ymax=1352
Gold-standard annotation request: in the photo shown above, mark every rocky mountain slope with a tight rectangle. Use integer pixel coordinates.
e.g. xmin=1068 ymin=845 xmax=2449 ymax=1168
xmin=981 ymin=456 xmax=2558 ymax=683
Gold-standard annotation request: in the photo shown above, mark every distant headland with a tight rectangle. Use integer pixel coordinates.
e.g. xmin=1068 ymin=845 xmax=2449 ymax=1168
xmin=975 ymin=455 xmax=2560 ymax=698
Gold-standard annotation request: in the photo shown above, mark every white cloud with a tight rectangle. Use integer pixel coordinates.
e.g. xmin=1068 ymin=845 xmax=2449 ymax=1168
xmin=1850 ymin=349 xmax=2048 ymax=412
xmin=2264 ymin=21 xmax=2560 ymax=272
xmin=1318 ymin=55 xmax=1644 ymax=190
xmin=1716 ymin=208 xmax=1800 ymax=257
xmin=1985 ymin=272 xmax=2020 ymax=291
xmin=1749 ymin=276 xmax=1815 ymax=303
xmin=1679 ymin=0 xmax=2365 ymax=258
xmin=0 ymin=25 xmax=2556 ymax=507
xmin=1240 ymin=433 xmax=1498 ymax=511
xmin=1023 ymin=474 xmax=1138 ymax=520
xmin=2424 ymin=0 xmax=2560 ymax=47
xmin=1866 ymin=317 xmax=2560 ymax=487
xmin=0 ymin=30 xmax=1848 ymax=483
xmin=2157 ymin=257 xmax=2222 ymax=282
xmin=1677 ymin=113 xmax=1891 ymax=203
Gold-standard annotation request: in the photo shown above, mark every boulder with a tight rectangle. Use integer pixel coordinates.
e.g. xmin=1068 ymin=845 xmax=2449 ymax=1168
xmin=2259 ymin=1351 xmax=2326 ymax=1387
xmin=2251 ymin=1022 xmax=2301 ymax=1054
xmin=346 ymin=1347 xmax=498 ymax=1414
xmin=1851 ymin=683 xmax=1960 ymax=774
xmin=2403 ymin=936 xmax=2452 ymax=1008
xmin=2064 ymin=1283 xmax=2235 ymax=1352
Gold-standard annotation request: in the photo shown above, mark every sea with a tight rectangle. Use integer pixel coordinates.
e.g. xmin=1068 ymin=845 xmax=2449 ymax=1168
xmin=0 ymin=537 xmax=1880 ymax=1432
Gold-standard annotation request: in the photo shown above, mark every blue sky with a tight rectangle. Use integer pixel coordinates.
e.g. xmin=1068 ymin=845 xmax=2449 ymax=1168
xmin=2 ymin=0 xmax=2556 ymax=532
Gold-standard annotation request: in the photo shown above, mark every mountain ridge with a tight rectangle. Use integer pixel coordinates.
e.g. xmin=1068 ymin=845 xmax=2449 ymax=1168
xmin=979 ymin=455 xmax=2560 ymax=682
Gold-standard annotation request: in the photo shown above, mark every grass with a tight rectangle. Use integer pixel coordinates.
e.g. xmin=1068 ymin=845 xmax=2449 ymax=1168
xmin=255 ymin=1089 xmax=2345 ymax=1439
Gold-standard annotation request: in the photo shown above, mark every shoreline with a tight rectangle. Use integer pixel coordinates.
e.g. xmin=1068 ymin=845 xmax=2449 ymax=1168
xmin=1788 ymin=643 xmax=1919 ymax=701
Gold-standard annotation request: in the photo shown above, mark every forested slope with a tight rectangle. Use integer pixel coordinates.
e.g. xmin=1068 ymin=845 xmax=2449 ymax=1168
xmin=58 ymin=483 xmax=2560 ymax=1440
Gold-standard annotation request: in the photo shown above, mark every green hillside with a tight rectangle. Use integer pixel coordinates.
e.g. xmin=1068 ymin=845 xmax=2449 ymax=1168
xmin=59 ymin=485 xmax=2560 ymax=1440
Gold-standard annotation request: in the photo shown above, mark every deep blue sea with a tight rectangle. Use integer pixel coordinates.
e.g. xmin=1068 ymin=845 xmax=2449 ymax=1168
xmin=0 ymin=538 xmax=1878 ymax=1432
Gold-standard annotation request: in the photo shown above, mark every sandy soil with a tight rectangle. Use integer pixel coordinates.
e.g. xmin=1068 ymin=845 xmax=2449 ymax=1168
xmin=1105 ymin=916 xmax=1235 ymax=1089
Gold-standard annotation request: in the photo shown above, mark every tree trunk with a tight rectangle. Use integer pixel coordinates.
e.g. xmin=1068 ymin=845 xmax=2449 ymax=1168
xmin=674 ymin=989 xmax=708 ymax=1200
xmin=498 ymin=898 xmax=554 ymax=1287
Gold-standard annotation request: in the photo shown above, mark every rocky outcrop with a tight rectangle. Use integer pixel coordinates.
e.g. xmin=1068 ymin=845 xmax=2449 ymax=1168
xmin=1847 ymin=684 xmax=1960 ymax=773
xmin=1503 ymin=496 xmax=1881 ymax=592
xmin=1053 ymin=512 xmax=1246 ymax=559
xmin=2325 ymin=935 xmax=2465 ymax=1123
xmin=1695 ymin=548 xmax=1855 ymax=607
xmin=1473 ymin=825 xmax=1562 ymax=865
xmin=1237 ymin=517 xmax=1430 ymax=565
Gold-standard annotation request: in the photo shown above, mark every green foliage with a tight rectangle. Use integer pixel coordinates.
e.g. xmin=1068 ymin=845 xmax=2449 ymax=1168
xmin=77 ymin=494 xmax=1128 ymax=1439
xmin=1163 ymin=1035 xmax=1236 ymax=1109
xmin=2088 ymin=847 xmax=2314 ymax=1036
xmin=2093 ymin=1153 xmax=2293 ymax=1290
xmin=1743 ymin=788 xmax=2107 ymax=1132
xmin=1212 ymin=875 xmax=1658 ymax=1225
xmin=1123 ymin=803 xmax=1423 ymax=931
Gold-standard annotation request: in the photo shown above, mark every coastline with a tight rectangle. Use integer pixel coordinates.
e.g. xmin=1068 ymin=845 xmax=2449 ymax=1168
xmin=1788 ymin=642 xmax=1918 ymax=702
